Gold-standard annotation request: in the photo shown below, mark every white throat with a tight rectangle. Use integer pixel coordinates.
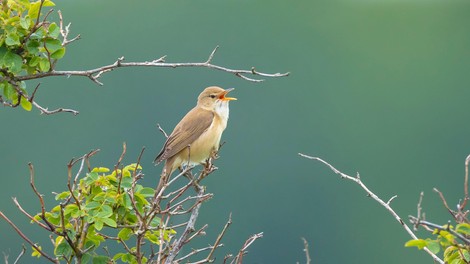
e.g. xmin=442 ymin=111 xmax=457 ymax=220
xmin=214 ymin=100 xmax=230 ymax=124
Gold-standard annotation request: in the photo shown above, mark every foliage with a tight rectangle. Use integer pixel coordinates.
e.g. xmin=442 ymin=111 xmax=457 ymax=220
xmin=30 ymin=162 xmax=176 ymax=263
xmin=406 ymin=223 xmax=470 ymax=264
xmin=0 ymin=0 xmax=66 ymax=111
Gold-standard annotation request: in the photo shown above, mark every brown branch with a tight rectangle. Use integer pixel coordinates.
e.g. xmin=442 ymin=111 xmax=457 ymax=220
xmin=177 ymin=245 xmax=223 ymax=264
xmin=204 ymin=213 xmax=232 ymax=262
xmin=298 ymin=153 xmax=444 ymax=264
xmin=433 ymin=188 xmax=456 ymax=218
xmin=231 ymin=232 xmax=264 ymax=264
xmin=12 ymin=197 xmax=50 ymax=231
xmin=28 ymin=163 xmax=55 ymax=231
xmin=0 ymin=211 xmax=58 ymax=263
xmin=115 ymin=142 xmax=127 ymax=194
xmin=14 ymin=46 xmax=289 ymax=84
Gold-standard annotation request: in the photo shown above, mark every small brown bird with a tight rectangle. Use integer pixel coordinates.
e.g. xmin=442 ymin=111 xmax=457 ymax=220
xmin=155 ymin=86 xmax=236 ymax=178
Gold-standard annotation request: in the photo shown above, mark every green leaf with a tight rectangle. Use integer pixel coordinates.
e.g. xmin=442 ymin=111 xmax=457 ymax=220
xmin=404 ymin=239 xmax=427 ymax=249
xmin=3 ymin=51 xmax=23 ymax=74
xmin=44 ymin=38 xmax=62 ymax=53
xmin=0 ymin=47 xmax=7 ymax=67
xmin=118 ymin=228 xmax=133 ymax=241
xmin=150 ymin=217 xmax=161 ymax=228
xmin=101 ymin=217 xmax=117 ymax=228
xmin=28 ymin=1 xmax=41 ymax=19
xmin=91 ymin=167 xmax=110 ymax=173
xmin=20 ymin=16 xmax=31 ymax=30
xmin=5 ymin=33 xmax=20 ymax=46
xmin=31 ymin=245 xmax=42 ymax=258
xmin=20 ymin=96 xmax=32 ymax=111
xmin=426 ymin=239 xmax=440 ymax=254
xmin=2 ymin=83 xmax=16 ymax=101
xmin=85 ymin=201 xmax=101 ymax=210
xmin=139 ymin=187 xmax=155 ymax=197
xmin=96 ymin=205 xmax=113 ymax=218
xmin=26 ymin=40 xmax=41 ymax=54
xmin=54 ymin=241 xmax=72 ymax=257
xmin=64 ymin=204 xmax=79 ymax=216
xmin=43 ymin=0 xmax=56 ymax=7
xmin=55 ymin=191 xmax=71 ymax=200
xmin=121 ymin=176 xmax=133 ymax=189
xmin=94 ymin=220 xmax=104 ymax=231
xmin=38 ymin=58 xmax=50 ymax=72
xmin=463 ymin=250 xmax=470 ymax=261
xmin=92 ymin=256 xmax=110 ymax=264
xmin=144 ymin=231 xmax=160 ymax=245
xmin=51 ymin=47 xmax=66 ymax=60
xmin=456 ymin=223 xmax=470 ymax=236
xmin=48 ymin=23 xmax=60 ymax=38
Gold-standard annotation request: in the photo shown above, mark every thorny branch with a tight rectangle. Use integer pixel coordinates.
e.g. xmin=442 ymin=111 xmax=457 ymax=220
xmin=298 ymin=153 xmax=444 ymax=264
xmin=14 ymin=46 xmax=289 ymax=85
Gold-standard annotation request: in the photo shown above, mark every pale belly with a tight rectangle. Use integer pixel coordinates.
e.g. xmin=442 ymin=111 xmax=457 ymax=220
xmin=173 ymin=117 xmax=226 ymax=168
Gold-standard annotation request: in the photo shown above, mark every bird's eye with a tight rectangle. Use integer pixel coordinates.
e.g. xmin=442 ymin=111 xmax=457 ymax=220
xmin=209 ymin=94 xmax=216 ymax=98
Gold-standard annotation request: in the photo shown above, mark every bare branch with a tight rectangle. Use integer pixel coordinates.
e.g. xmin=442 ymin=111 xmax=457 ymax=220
xmin=13 ymin=244 xmax=26 ymax=264
xmin=206 ymin=214 xmax=232 ymax=261
xmin=14 ymin=47 xmax=289 ymax=84
xmin=31 ymin=100 xmax=79 ymax=115
xmin=301 ymin=237 xmax=311 ymax=264
xmin=177 ymin=244 xmax=223 ymax=264
xmin=299 ymin=153 xmax=444 ymax=264
xmin=460 ymin=154 xmax=470 ymax=211
xmin=164 ymin=186 xmax=205 ymax=264
xmin=231 ymin=232 xmax=264 ymax=264
xmin=0 ymin=211 xmax=58 ymax=263
xmin=157 ymin=123 xmax=169 ymax=139
xmin=409 ymin=216 xmax=470 ymax=245
xmin=433 ymin=188 xmax=456 ymax=218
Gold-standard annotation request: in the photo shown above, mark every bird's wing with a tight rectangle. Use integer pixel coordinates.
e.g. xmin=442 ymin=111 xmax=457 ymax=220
xmin=155 ymin=108 xmax=214 ymax=164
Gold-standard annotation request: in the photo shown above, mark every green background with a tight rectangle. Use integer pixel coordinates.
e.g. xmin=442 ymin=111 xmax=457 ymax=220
xmin=2 ymin=0 xmax=470 ymax=263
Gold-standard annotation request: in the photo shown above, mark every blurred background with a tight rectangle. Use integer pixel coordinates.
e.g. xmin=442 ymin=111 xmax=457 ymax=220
xmin=2 ymin=0 xmax=470 ymax=263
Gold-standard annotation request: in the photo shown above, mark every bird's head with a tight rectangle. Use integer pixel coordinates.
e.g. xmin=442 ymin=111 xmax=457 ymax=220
xmin=197 ymin=86 xmax=237 ymax=110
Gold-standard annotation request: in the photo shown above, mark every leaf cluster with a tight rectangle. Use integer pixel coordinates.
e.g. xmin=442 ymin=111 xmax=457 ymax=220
xmin=31 ymin=164 xmax=175 ymax=264
xmin=0 ymin=0 xmax=65 ymax=111
xmin=406 ymin=223 xmax=470 ymax=264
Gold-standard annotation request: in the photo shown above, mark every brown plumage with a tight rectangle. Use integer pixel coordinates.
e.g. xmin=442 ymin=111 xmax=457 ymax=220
xmin=155 ymin=86 xmax=236 ymax=178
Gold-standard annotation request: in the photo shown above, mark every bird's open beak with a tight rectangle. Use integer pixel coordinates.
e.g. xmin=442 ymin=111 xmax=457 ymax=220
xmin=219 ymin=88 xmax=237 ymax=101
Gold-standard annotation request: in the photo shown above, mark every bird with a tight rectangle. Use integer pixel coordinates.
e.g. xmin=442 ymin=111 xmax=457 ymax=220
xmin=154 ymin=86 xmax=236 ymax=179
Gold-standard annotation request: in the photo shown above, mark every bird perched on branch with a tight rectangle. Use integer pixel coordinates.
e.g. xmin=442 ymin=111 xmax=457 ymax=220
xmin=154 ymin=86 xmax=236 ymax=179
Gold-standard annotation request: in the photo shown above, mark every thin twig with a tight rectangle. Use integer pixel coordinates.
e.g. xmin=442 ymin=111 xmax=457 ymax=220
xmin=433 ymin=188 xmax=456 ymax=218
xmin=157 ymin=123 xmax=169 ymax=139
xmin=409 ymin=216 xmax=470 ymax=245
xmin=13 ymin=46 xmax=289 ymax=84
xmin=301 ymin=237 xmax=311 ymax=264
xmin=299 ymin=153 xmax=444 ymax=264
xmin=164 ymin=187 xmax=205 ymax=264
xmin=205 ymin=213 xmax=232 ymax=262
xmin=0 ymin=212 xmax=58 ymax=263
xmin=177 ymin=245 xmax=223 ymax=264
xmin=231 ymin=232 xmax=264 ymax=264
xmin=460 ymin=154 xmax=470 ymax=210
xmin=31 ymin=100 xmax=79 ymax=115
xmin=13 ymin=244 xmax=27 ymax=264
